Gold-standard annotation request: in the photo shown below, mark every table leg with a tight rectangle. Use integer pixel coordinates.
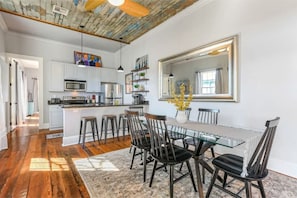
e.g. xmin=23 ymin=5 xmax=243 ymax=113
xmin=194 ymin=156 xmax=204 ymax=198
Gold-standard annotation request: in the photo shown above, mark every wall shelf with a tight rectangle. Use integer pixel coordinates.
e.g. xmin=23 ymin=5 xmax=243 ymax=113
xmin=132 ymin=78 xmax=149 ymax=83
xmin=131 ymin=66 xmax=149 ymax=73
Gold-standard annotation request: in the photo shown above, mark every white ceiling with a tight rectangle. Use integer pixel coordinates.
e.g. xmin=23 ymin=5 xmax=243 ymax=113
xmin=0 ymin=12 xmax=122 ymax=53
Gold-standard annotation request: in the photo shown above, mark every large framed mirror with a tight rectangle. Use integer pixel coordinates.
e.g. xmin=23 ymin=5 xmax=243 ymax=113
xmin=159 ymin=35 xmax=238 ymax=102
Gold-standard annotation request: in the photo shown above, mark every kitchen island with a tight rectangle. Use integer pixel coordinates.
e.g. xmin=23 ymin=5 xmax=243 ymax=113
xmin=62 ymin=104 xmax=148 ymax=146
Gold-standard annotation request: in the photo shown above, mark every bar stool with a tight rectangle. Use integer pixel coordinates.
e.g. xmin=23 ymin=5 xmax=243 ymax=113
xmin=79 ymin=116 xmax=99 ymax=148
xmin=117 ymin=113 xmax=129 ymax=139
xmin=100 ymin=114 xmax=119 ymax=143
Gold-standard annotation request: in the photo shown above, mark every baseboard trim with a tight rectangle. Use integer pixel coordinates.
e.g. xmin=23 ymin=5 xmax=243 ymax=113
xmin=268 ymin=157 xmax=297 ymax=179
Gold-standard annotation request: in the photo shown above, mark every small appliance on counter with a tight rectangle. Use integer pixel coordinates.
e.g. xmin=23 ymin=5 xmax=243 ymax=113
xmin=49 ymin=98 xmax=61 ymax=104
xmin=132 ymin=94 xmax=145 ymax=105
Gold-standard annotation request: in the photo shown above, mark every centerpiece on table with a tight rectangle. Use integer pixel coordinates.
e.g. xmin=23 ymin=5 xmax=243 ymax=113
xmin=168 ymin=83 xmax=193 ymax=123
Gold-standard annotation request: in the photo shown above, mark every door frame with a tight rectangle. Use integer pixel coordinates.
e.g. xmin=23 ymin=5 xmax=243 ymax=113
xmin=6 ymin=53 xmax=44 ymax=130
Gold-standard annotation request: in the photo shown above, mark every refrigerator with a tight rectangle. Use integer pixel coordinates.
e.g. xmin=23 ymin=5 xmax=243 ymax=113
xmin=101 ymin=83 xmax=123 ymax=105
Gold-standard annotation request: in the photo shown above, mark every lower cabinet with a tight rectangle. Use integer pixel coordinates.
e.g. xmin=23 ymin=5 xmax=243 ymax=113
xmin=49 ymin=105 xmax=63 ymax=130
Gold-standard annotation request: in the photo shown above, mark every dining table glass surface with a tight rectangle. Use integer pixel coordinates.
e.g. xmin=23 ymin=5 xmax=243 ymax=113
xmin=170 ymin=127 xmax=245 ymax=148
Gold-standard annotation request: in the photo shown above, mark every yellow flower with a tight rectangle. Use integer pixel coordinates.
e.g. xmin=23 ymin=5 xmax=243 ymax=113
xmin=168 ymin=83 xmax=193 ymax=111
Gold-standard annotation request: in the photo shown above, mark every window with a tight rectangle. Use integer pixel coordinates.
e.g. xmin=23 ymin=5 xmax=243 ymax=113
xmin=197 ymin=70 xmax=216 ymax=94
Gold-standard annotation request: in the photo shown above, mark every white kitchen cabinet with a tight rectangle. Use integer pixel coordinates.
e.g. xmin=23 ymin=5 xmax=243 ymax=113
xmin=64 ymin=63 xmax=87 ymax=80
xmin=86 ymin=67 xmax=101 ymax=92
xmin=49 ymin=105 xmax=63 ymax=130
xmin=100 ymin=67 xmax=117 ymax=83
xmin=49 ymin=61 xmax=64 ymax=92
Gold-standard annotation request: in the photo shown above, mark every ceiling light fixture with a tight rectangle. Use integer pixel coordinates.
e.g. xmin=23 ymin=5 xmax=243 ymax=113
xmin=108 ymin=0 xmax=125 ymax=6
xmin=169 ymin=73 xmax=174 ymax=78
xmin=78 ymin=25 xmax=86 ymax=67
xmin=117 ymin=38 xmax=124 ymax=72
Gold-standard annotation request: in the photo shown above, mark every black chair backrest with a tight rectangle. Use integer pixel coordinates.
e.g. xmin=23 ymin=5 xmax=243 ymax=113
xmin=126 ymin=110 xmax=148 ymax=147
xmin=129 ymin=106 xmax=144 ymax=116
xmin=145 ymin=113 xmax=176 ymax=161
xmin=247 ymin=117 xmax=280 ymax=177
xmin=175 ymin=108 xmax=192 ymax=120
xmin=197 ymin=108 xmax=220 ymax=125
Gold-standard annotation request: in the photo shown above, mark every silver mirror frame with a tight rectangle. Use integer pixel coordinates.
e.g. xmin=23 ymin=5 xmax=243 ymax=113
xmin=158 ymin=35 xmax=239 ymax=102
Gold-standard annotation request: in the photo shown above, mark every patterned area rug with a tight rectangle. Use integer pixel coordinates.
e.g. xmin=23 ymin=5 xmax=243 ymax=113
xmin=74 ymin=148 xmax=297 ymax=198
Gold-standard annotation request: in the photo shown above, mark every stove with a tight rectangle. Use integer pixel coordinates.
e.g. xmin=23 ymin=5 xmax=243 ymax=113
xmin=63 ymin=96 xmax=86 ymax=104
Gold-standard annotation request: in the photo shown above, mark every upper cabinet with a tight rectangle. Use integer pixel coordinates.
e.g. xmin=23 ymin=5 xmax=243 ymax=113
xmin=49 ymin=61 xmax=117 ymax=92
xmin=49 ymin=61 xmax=64 ymax=92
xmin=86 ymin=67 xmax=101 ymax=92
xmin=100 ymin=67 xmax=117 ymax=83
xmin=64 ymin=63 xmax=87 ymax=80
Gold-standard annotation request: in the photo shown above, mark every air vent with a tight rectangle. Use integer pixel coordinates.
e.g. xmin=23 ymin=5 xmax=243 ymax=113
xmin=52 ymin=5 xmax=69 ymax=16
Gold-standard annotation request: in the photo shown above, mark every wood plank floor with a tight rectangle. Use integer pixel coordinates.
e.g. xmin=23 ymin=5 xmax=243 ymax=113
xmin=0 ymin=115 xmax=131 ymax=198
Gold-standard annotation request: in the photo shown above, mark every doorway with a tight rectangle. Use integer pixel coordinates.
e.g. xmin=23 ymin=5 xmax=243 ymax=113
xmin=7 ymin=53 xmax=43 ymax=131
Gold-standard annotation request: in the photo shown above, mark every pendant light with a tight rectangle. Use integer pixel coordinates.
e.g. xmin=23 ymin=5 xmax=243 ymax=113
xmin=117 ymin=38 xmax=124 ymax=72
xmin=77 ymin=25 xmax=86 ymax=67
xmin=169 ymin=73 xmax=174 ymax=78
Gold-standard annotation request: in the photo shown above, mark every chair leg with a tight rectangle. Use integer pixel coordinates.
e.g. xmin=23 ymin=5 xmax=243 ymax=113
xmin=206 ymin=168 xmax=219 ymax=198
xmin=94 ymin=119 xmax=99 ymax=141
xmin=104 ymin=118 xmax=108 ymax=143
xmin=169 ymin=165 xmax=174 ymax=198
xmin=130 ymin=147 xmax=136 ymax=169
xmin=82 ymin=120 xmax=87 ymax=148
xmin=100 ymin=118 xmax=104 ymax=142
xmin=91 ymin=121 xmax=95 ymax=141
xmin=143 ymin=150 xmax=147 ymax=182
xmin=258 ymin=180 xmax=266 ymax=198
xmin=210 ymin=147 xmax=215 ymax=158
xmin=78 ymin=120 xmax=82 ymax=144
xmin=223 ymin=173 xmax=228 ymax=187
xmin=245 ymin=181 xmax=252 ymax=198
xmin=149 ymin=160 xmax=158 ymax=187
xmin=185 ymin=160 xmax=197 ymax=192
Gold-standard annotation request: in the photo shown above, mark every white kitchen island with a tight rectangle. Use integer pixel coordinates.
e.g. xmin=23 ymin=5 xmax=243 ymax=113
xmin=62 ymin=104 xmax=148 ymax=146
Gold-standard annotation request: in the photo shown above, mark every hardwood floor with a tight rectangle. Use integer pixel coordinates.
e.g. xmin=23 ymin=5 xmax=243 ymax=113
xmin=0 ymin=115 xmax=131 ymax=198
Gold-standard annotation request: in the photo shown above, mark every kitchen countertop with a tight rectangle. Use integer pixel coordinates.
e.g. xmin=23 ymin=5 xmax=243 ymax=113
xmin=60 ymin=103 xmax=148 ymax=108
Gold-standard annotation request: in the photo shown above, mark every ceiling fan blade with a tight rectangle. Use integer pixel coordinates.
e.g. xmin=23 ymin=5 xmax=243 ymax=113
xmin=119 ymin=0 xmax=149 ymax=17
xmin=85 ymin=0 xmax=106 ymax=11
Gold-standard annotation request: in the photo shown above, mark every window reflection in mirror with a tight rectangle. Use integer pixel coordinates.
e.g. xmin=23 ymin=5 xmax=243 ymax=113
xmin=159 ymin=35 xmax=238 ymax=102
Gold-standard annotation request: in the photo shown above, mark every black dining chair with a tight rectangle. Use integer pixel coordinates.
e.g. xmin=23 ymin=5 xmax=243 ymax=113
xmin=144 ymin=113 xmax=197 ymax=198
xmin=126 ymin=110 xmax=150 ymax=182
xmin=206 ymin=117 xmax=280 ymax=198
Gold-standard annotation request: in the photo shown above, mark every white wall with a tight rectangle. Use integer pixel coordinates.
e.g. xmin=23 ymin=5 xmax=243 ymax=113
xmin=0 ymin=19 xmax=8 ymax=150
xmin=121 ymin=0 xmax=297 ymax=177
xmin=4 ymin=32 xmax=116 ymax=124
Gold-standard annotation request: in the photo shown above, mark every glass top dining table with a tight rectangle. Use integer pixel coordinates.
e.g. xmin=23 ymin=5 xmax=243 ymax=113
xmin=165 ymin=117 xmax=262 ymax=197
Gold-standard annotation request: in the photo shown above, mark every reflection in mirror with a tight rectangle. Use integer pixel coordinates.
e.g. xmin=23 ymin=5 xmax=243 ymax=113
xmin=159 ymin=35 xmax=238 ymax=102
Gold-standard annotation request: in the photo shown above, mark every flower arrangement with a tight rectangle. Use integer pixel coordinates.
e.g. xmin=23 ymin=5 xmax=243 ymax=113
xmin=168 ymin=83 xmax=193 ymax=111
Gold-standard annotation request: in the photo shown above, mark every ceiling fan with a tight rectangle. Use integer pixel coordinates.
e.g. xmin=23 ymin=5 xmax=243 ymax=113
xmin=82 ymin=0 xmax=149 ymax=17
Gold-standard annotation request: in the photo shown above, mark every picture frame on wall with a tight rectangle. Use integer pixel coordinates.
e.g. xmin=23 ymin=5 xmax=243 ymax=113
xmin=125 ymin=73 xmax=133 ymax=94
xmin=74 ymin=51 xmax=102 ymax=67
xmin=135 ymin=54 xmax=148 ymax=70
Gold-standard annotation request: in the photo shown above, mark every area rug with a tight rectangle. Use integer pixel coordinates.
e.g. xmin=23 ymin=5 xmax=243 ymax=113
xmin=74 ymin=148 xmax=297 ymax=198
